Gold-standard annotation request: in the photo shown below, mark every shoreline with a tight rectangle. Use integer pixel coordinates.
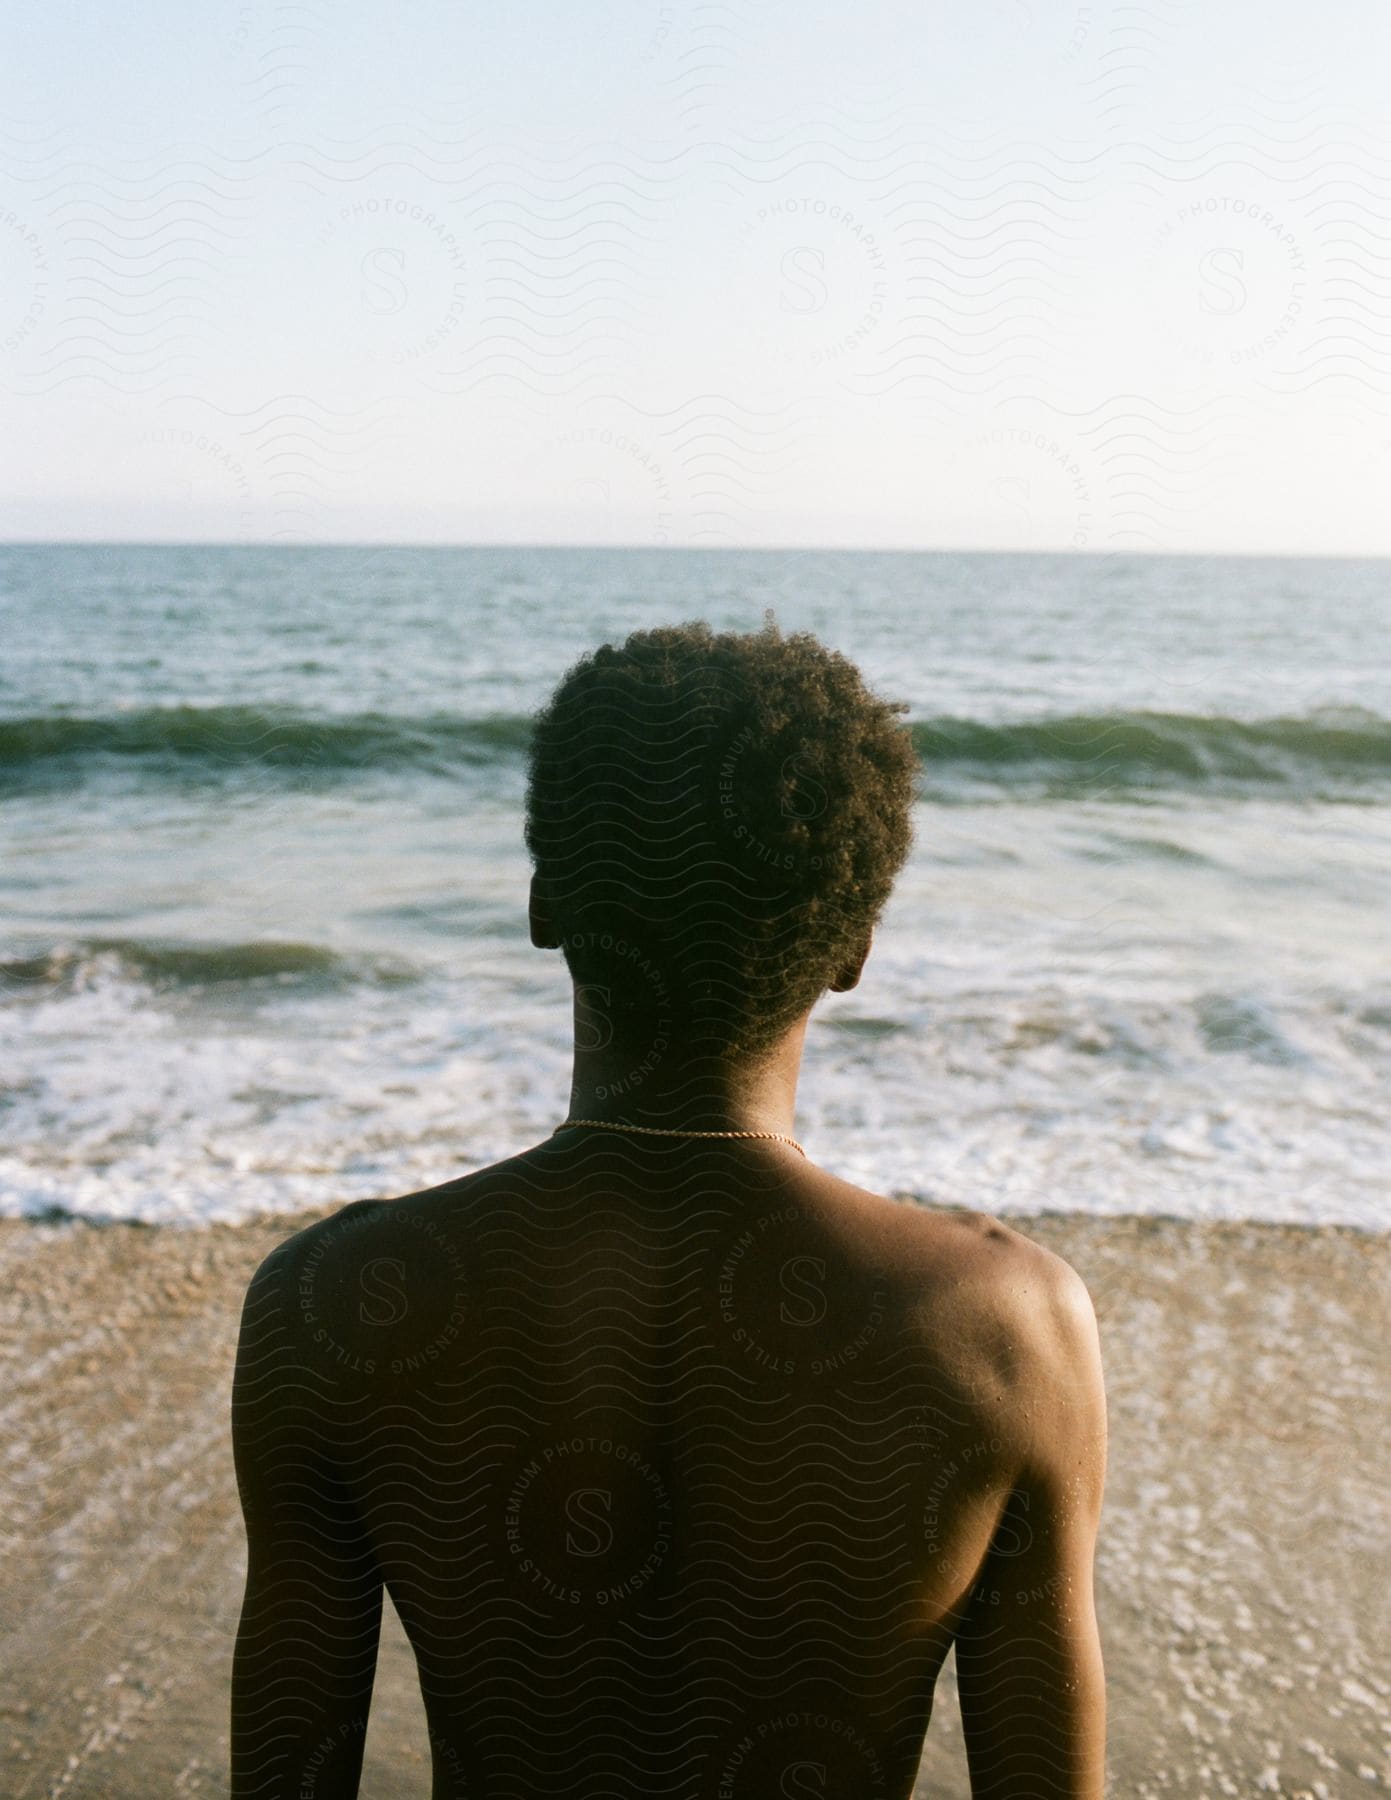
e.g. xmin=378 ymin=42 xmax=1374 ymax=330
xmin=8 ymin=1197 xmax=1389 ymax=1238
xmin=1 ymin=1206 xmax=1386 ymax=1796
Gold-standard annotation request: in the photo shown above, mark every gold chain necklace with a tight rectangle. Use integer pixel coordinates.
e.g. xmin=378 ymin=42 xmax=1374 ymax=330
xmin=554 ymin=1118 xmax=807 ymax=1159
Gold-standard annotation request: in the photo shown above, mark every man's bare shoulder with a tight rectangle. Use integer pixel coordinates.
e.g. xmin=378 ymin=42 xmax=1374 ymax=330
xmin=235 ymin=1199 xmax=388 ymax=1353
xmin=247 ymin=1196 xmax=387 ymax=1283
xmin=810 ymin=1174 xmax=1063 ymax=1294
xmin=921 ymin=1207 xmax=1098 ymax=1359
xmin=256 ymin=1172 xmax=495 ymax=1269
xmin=908 ymin=1208 xmax=1106 ymax=1484
xmin=825 ymin=1184 xmax=1099 ymax=1394
xmin=948 ymin=1208 xmax=1090 ymax=1306
xmin=881 ymin=1197 xmax=1092 ymax=1316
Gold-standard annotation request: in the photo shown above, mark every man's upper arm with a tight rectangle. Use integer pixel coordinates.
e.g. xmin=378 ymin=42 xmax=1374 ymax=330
xmin=953 ymin=1249 xmax=1108 ymax=1800
xmin=230 ymin=1229 xmax=384 ymax=1799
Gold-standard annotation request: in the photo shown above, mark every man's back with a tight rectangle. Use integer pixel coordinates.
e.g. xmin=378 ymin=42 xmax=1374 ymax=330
xmin=232 ymin=1140 xmax=1106 ymax=1799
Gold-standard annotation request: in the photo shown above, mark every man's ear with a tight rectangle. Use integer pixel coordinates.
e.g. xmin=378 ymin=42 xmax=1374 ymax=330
xmin=828 ymin=933 xmax=872 ymax=993
xmin=529 ymin=874 xmax=560 ymax=949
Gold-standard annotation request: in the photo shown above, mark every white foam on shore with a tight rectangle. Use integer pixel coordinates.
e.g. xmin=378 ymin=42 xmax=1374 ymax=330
xmin=2 ymin=948 xmax=1387 ymax=1230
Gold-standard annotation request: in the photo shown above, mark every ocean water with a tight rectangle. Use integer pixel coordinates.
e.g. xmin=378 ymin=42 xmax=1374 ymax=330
xmin=2 ymin=543 xmax=1388 ymax=1231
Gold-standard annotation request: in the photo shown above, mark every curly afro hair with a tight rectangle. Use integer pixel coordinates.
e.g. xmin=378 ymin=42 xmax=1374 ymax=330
xmin=524 ymin=616 xmax=918 ymax=1061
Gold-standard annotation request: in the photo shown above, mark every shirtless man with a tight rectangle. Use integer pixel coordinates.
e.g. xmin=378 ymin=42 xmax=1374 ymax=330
xmin=231 ymin=620 xmax=1107 ymax=1799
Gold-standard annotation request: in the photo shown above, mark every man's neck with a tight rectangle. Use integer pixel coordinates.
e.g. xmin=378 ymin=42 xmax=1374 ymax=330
xmin=563 ymin=1010 xmax=808 ymax=1139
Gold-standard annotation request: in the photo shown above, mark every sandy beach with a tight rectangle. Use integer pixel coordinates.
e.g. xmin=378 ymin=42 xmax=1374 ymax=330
xmin=0 ymin=1204 xmax=1386 ymax=1799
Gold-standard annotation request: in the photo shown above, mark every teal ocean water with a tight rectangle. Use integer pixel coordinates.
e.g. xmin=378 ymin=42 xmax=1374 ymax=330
xmin=2 ymin=543 xmax=1388 ymax=1229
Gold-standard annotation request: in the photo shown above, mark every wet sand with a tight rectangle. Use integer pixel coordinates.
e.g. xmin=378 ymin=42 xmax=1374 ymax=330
xmin=0 ymin=1206 xmax=1386 ymax=1798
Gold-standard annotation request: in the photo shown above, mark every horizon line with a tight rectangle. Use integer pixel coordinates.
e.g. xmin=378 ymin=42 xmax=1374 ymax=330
xmin=2 ymin=538 xmax=1387 ymax=561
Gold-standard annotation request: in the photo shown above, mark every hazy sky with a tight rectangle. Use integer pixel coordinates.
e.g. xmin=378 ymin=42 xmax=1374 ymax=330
xmin=3 ymin=1 xmax=1389 ymax=551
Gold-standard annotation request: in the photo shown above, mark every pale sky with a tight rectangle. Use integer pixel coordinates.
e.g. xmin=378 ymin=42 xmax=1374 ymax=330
xmin=3 ymin=0 xmax=1389 ymax=552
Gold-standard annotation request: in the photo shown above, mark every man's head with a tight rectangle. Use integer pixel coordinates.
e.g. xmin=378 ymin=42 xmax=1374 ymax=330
xmin=524 ymin=617 xmax=917 ymax=1063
